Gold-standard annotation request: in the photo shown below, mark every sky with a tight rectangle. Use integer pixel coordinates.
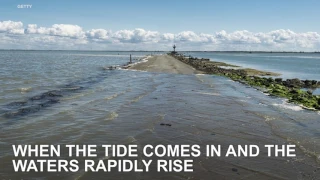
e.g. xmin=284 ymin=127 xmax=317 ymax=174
xmin=0 ymin=0 xmax=320 ymax=51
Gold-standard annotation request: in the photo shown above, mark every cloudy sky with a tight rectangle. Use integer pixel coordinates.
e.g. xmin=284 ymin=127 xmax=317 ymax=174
xmin=1 ymin=0 xmax=320 ymax=51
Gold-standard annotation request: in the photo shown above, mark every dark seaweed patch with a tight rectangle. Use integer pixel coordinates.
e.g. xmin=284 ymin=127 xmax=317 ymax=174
xmin=1 ymin=69 xmax=115 ymax=119
xmin=6 ymin=101 xmax=27 ymax=107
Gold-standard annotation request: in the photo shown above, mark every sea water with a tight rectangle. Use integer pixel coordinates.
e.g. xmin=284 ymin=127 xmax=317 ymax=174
xmin=185 ymin=52 xmax=320 ymax=80
xmin=0 ymin=50 xmax=319 ymax=179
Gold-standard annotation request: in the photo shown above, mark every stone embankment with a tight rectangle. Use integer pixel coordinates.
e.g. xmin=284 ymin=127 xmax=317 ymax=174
xmin=170 ymin=53 xmax=320 ymax=110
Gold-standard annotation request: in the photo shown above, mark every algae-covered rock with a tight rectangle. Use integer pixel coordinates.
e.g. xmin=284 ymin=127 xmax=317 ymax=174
xmin=170 ymin=53 xmax=320 ymax=111
xmin=275 ymin=78 xmax=283 ymax=83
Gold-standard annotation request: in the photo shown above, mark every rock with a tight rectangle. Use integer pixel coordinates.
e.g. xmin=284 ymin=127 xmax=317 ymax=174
xmin=232 ymin=168 xmax=238 ymax=172
xmin=284 ymin=78 xmax=303 ymax=88
xmin=160 ymin=123 xmax=172 ymax=126
xmin=105 ymin=66 xmax=117 ymax=70
xmin=275 ymin=78 xmax=283 ymax=83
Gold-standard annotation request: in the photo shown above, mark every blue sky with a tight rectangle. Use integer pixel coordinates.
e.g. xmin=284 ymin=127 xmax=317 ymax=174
xmin=2 ymin=0 xmax=320 ymax=33
xmin=0 ymin=0 xmax=319 ymax=50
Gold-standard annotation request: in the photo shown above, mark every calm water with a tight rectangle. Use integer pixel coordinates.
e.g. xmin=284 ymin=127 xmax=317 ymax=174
xmin=185 ymin=52 xmax=320 ymax=81
xmin=0 ymin=51 xmax=319 ymax=179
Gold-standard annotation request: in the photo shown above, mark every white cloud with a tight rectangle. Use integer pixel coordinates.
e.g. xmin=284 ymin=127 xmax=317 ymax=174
xmin=161 ymin=33 xmax=175 ymax=41
xmin=112 ymin=29 xmax=134 ymax=42
xmin=175 ymin=31 xmax=200 ymax=42
xmin=269 ymin=29 xmax=296 ymax=43
xmin=113 ymin=28 xmax=159 ymax=43
xmin=86 ymin=29 xmax=111 ymax=41
xmin=0 ymin=20 xmax=319 ymax=51
xmin=174 ymin=31 xmax=218 ymax=44
xmin=25 ymin=24 xmax=85 ymax=38
xmin=295 ymin=32 xmax=320 ymax=48
xmin=0 ymin=20 xmax=24 ymax=34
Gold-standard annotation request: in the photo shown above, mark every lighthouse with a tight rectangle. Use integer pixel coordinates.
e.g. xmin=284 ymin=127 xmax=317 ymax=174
xmin=173 ymin=44 xmax=176 ymax=52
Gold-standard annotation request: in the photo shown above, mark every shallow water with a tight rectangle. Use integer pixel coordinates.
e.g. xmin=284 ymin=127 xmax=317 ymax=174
xmin=0 ymin=51 xmax=320 ymax=179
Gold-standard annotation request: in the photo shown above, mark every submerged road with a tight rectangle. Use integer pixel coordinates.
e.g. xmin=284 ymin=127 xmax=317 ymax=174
xmin=129 ymin=55 xmax=203 ymax=74
xmin=1 ymin=55 xmax=319 ymax=179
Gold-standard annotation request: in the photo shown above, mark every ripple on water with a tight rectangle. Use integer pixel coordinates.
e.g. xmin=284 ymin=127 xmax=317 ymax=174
xmin=130 ymin=93 xmax=148 ymax=103
xmin=106 ymin=111 xmax=118 ymax=121
xmin=104 ymin=91 xmax=125 ymax=101
xmin=195 ymin=92 xmax=220 ymax=96
xmin=272 ymin=100 xmax=303 ymax=111
xmin=20 ymin=87 xmax=32 ymax=94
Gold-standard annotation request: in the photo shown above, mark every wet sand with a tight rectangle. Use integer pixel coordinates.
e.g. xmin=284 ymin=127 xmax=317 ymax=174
xmin=129 ymin=55 xmax=203 ymax=74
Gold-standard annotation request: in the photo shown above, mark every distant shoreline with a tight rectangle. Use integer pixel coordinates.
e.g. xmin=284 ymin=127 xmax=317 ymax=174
xmin=0 ymin=49 xmax=319 ymax=53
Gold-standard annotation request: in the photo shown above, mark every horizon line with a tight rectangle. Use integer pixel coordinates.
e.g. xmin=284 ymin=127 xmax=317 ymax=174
xmin=0 ymin=49 xmax=319 ymax=53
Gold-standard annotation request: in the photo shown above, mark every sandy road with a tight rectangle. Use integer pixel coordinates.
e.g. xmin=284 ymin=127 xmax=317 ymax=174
xmin=129 ymin=55 xmax=203 ymax=74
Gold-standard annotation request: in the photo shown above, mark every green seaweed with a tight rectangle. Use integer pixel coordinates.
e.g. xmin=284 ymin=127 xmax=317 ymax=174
xmin=233 ymin=76 xmax=320 ymax=110
xmin=235 ymin=76 xmax=320 ymax=110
